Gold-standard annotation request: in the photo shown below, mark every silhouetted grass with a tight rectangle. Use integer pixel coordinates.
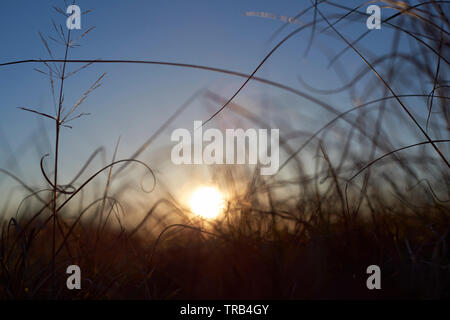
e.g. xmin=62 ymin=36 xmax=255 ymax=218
xmin=0 ymin=0 xmax=449 ymax=299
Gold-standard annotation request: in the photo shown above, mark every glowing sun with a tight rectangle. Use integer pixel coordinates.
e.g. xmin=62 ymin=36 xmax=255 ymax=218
xmin=189 ymin=186 xmax=225 ymax=219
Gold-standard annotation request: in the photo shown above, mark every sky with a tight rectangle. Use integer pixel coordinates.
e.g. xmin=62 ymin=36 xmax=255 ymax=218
xmin=0 ymin=0 xmax=444 ymax=209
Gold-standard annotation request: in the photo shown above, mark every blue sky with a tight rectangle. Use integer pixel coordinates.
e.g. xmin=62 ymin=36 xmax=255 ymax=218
xmin=0 ymin=0 xmax=444 ymax=204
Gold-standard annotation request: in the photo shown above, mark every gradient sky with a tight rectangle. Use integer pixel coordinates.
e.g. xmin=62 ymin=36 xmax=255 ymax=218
xmin=0 ymin=0 xmax=442 ymax=205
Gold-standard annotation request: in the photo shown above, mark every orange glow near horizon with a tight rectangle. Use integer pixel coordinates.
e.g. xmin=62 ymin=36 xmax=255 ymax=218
xmin=189 ymin=186 xmax=225 ymax=219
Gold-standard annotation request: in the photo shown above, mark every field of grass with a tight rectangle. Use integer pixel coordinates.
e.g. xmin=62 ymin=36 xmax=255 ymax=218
xmin=0 ymin=1 xmax=449 ymax=299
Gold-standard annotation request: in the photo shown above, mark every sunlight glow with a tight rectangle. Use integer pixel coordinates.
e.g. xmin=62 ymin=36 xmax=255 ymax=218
xmin=189 ymin=186 xmax=225 ymax=219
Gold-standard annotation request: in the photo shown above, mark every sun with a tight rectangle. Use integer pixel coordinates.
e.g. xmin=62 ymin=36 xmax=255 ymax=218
xmin=189 ymin=186 xmax=225 ymax=219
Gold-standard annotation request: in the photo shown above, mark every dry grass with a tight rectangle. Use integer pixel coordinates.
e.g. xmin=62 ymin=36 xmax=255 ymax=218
xmin=0 ymin=1 xmax=449 ymax=299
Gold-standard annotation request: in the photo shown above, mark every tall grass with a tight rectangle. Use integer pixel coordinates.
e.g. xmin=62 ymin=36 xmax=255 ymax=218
xmin=0 ymin=1 xmax=449 ymax=299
